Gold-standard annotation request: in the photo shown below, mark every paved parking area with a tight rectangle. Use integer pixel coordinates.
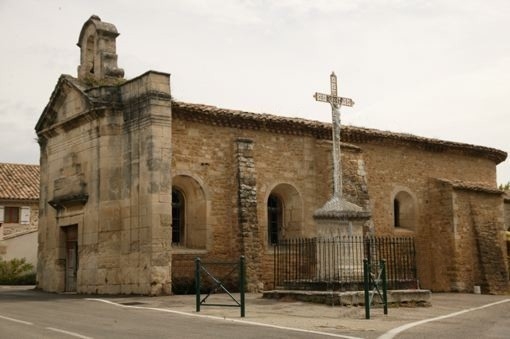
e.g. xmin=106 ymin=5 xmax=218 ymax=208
xmin=94 ymin=291 xmax=510 ymax=337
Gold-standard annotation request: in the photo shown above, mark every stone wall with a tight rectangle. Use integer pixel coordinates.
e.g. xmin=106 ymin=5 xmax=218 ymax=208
xmin=171 ymin=114 xmax=373 ymax=290
xmin=170 ymin=116 xmax=505 ymax=292
xmin=356 ymin=141 xmax=505 ymax=291
xmin=421 ymin=179 xmax=509 ymax=293
xmin=466 ymin=190 xmax=508 ymax=293
xmin=359 ymin=142 xmax=497 ymax=235
xmin=417 ymin=179 xmax=455 ymax=291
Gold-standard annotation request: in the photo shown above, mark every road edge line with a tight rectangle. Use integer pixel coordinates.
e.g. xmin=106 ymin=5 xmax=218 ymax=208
xmin=0 ymin=314 xmax=34 ymax=325
xmin=86 ymin=298 xmax=363 ymax=339
xmin=46 ymin=327 xmax=94 ymax=339
xmin=378 ymin=298 xmax=510 ymax=339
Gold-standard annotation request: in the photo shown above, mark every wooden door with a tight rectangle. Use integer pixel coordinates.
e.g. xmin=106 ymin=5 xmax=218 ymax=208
xmin=64 ymin=226 xmax=78 ymax=292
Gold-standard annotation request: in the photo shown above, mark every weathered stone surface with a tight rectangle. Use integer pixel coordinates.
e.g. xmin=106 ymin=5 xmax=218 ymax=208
xmin=36 ymin=16 xmax=172 ymax=295
xmin=77 ymin=15 xmax=124 ymax=82
xmin=235 ymin=138 xmax=263 ymax=292
xmin=262 ymin=289 xmax=431 ymax=306
xmin=35 ymin=16 xmax=509 ymax=296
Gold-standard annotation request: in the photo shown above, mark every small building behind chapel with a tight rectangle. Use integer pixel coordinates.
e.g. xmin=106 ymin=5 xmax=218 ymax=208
xmin=35 ymin=16 xmax=509 ymax=295
xmin=0 ymin=163 xmax=40 ymax=268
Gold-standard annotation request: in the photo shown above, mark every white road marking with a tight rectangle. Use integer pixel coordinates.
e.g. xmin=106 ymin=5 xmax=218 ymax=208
xmin=0 ymin=312 xmax=93 ymax=338
xmin=378 ymin=298 xmax=510 ymax=339
xmin=0 ymin=314 xmax=34 ymax=325
xmin=46 ymin=327 xmax=94 ymax=339
xmin=86 ymin=298 xmax=363 ymax=339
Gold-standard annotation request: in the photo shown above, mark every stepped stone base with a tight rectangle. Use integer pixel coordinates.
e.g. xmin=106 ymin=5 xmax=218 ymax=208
xmin=263 ymin=289 xmax=431 ymax=307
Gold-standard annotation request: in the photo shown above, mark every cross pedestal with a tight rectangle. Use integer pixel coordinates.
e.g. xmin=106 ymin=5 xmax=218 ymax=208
xmin=313 ymin=197 xmax=370 ymax=281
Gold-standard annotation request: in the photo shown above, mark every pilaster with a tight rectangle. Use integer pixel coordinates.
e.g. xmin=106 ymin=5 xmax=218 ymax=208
xmin=235 ymin=138 xmax=262 ymax=291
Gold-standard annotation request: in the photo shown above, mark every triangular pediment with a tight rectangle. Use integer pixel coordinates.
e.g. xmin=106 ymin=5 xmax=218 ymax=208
xmin=35 ymin=75 xmax=92 ymax=133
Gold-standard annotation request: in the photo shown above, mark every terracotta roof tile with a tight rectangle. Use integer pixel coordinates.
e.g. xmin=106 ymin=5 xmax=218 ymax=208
xmin=0 ymin=163 xmax=40 ymax=200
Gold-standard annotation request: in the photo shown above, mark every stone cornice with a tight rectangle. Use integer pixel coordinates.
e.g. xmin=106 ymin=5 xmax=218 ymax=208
xmin=36 ymin=73 xmax=172 ymax=139
xmin=48 ymin=193 xmax=89 ymax=210
xmin=437 ymin=178 xmax=503 ymax=195
xmin=172 ymin=101 xmax=507 ymax=164
xmin=313 ymin=196 xmax=371 ymax=221
xmin=37 ymin=107 xmax=110 ymax=140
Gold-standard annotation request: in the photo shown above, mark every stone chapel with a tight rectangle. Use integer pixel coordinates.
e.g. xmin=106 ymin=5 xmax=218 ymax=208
xmin=35 ymin=16 xmax=509 ymax=295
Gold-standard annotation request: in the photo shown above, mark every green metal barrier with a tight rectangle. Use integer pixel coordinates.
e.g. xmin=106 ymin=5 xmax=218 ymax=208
xmin=195 ymin=256 xmax=246 ymax=317
xmin=363 ymin=258 xmax=388 ymax=319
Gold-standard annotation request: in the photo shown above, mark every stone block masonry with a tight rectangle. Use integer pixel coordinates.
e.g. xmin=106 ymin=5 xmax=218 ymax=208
xmin=235 ymin=138 xmax=263 ymax=291
xmin=35 ymin=15 xmax=174 ymax=294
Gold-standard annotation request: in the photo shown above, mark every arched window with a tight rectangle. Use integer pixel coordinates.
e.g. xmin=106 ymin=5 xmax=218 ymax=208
xmin=393 ymin=199 xmax=400 ymax=227
xmin=85 ymin=35 xmax=95 ymax=75
xmin=266 ymin=183 xmax=303 ymax=246
xmin=172 ymin=189 xmax=185 ymax=245
xmin=393 ymin=190 xmax=416 ymax=231
xmin=267 ymin=194 xmax=282 ymax=245
xmin=171 ymin=175 xmax=207 ymax=249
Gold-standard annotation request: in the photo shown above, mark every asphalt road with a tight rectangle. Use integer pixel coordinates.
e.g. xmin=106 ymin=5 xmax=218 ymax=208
xmin=0 ymin=287 xmax=331 ymax=339
xmin=378 ymin=298 xmax=510 ymax=339
xmin=1 ymin=286 xmax=510 ymax=338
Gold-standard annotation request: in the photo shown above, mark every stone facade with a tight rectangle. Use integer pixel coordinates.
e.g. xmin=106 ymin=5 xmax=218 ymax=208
xmin=35 ymin=70 xmax=173 ymax=295
xmin=35 ymin=17 xmax=172 ymax=295
xmin=35 ymin=16 xmax=509 ymax=295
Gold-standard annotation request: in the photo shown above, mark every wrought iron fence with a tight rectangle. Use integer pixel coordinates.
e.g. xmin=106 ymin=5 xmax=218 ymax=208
xmin=273 ymin=235 xmax=416 ymax=291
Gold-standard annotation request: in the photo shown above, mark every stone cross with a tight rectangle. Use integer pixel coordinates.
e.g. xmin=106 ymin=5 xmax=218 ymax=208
xmin=314 ymin=72 xmax=355 ymax=199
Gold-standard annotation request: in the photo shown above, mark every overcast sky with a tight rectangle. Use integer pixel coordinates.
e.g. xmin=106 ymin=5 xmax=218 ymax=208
xmin=1 ymin=0 xmax=509 ymax=183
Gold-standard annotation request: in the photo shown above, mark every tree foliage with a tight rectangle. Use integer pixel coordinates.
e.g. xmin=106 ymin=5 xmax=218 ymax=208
xmin=499 ymin=182 xmax=510 ymax=191
xmin=0 ymin=257 xmax=35 ymax=285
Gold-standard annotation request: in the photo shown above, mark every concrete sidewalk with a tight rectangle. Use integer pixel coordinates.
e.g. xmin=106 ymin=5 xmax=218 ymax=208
xmin=99 ymin=292 xmax=510 ymax=338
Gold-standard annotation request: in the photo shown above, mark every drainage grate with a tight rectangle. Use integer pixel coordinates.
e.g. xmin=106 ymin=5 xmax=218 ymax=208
xmin=120 ymin=301 xmax=146 ymax=306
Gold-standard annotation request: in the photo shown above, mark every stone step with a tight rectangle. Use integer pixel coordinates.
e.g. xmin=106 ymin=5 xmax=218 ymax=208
xmin=262 ymin=289 xmax=431 ymax=307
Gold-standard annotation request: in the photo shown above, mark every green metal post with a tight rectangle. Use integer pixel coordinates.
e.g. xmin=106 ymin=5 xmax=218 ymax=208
xmin=381 ymin=259 xmax=388 ymax=315
xmin=240 ymin=256 xmax=246 ymax=317
xmin=195 ymin=257 xmax=201 ymax=313
xmin=363 ymin=258 xmax=370 ymax=319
